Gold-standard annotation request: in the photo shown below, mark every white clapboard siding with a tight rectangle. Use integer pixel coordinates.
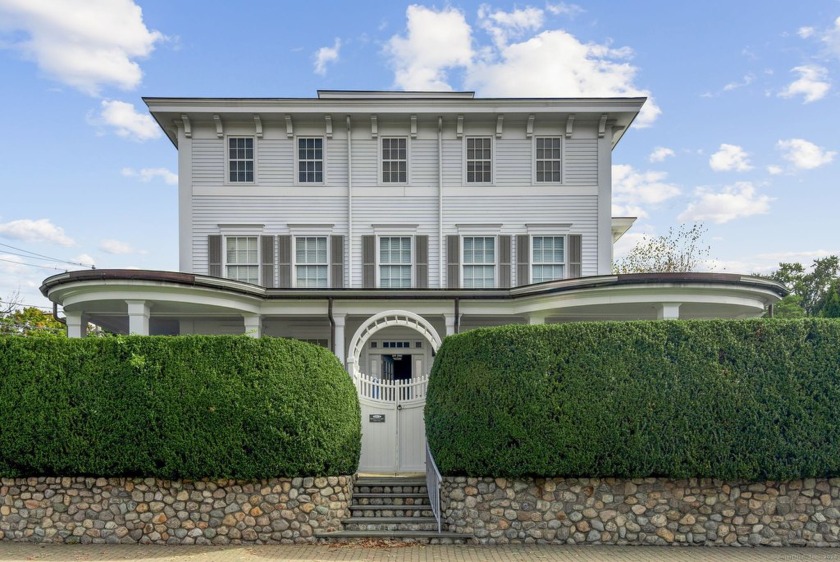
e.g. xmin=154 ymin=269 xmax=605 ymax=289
xmin=351 ymin=138 xmax=378 ymax=186
xmin=192 ymin=139 xmax=224 ymax=187
xmin=494 ymin=139 xmax=532 ymax=186
xmin=441 ymin=139 xmax=463 ymax=186
xmin=410 ymin=139 xmax=438 ymax=187
xmin=257 ymin=139 xmax=294 ymax=185
xmin=328 ymin=139 xmax=348 ymax=186
xmin=565 ymin=138 xmax=598 ymax=185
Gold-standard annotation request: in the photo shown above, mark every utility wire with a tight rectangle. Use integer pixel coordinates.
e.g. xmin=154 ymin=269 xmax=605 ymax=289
xmin=0 ymin=256 xmax=71 ymax=271
xmin=0 ymin=241 xmax=93 ymax=268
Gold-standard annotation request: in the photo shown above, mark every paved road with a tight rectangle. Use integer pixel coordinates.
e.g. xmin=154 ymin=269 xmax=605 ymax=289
xmin=0 ymin=543 xmax=836 ymax=562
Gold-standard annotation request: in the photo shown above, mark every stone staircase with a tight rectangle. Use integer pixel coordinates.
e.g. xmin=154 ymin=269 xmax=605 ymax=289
xmin=315 ymin=476 xmax=471 ymax=543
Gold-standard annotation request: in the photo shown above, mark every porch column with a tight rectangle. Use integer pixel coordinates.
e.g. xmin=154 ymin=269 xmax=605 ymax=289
xmin=444 ymin=313 xmax=456 ymax=336
xmin=65 ymin=311 xmax=87 ymax=338
xmin=243 ymin=314 xmax=262 ymax=337
xmin=528 ymin=314 xmax=546 ymax=325
xmin=657 ymin=303 xmax=682 ymax=320
xmin=333 ymin=314 xmax=346 ymax=366
xmin=126 ymin=300 xmax=150 ymax=335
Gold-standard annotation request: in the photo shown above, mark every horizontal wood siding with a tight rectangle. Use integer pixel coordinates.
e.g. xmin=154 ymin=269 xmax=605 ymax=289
xmin=328 ymin=139 xmax=348 ymax=187
xmin=565 ymin=138 xmax=598 ymax=185
xmin=441 ymin=139 xmax=462 ymax=186
xmin=192 ymin=139 xmax=224 ymax=187
xmin=411 ymin=139 xmax=437 ymax=187
xmin=258 ymin=139 xmax=294 ymax=185
xmin=352 ymin=138 xmax=378 ymax=186
xmin=494 ymin=139 xmax=531 ymax=186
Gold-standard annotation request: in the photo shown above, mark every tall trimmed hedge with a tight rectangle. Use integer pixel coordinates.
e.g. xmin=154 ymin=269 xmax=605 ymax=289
xmin=426 ymin=319 xmax=840 ymax=480
xmin=0 ymin=336 xmax=360 ymax=478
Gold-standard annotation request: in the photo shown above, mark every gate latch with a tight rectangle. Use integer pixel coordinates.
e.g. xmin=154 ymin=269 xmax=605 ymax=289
xmin=397 ymin=404 xmax=403 ymax=410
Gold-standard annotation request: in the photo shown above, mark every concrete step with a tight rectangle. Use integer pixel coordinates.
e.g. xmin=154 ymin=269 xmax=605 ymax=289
xmin=349 ymin=505 xmax=434 ymax=517
xmin=315 ymin=529 xmax=473 ymax=543
xmin=343 ymin=516 xmax=439 ymax=532
xmin=354 ymin=492 xmax=429 ymax=499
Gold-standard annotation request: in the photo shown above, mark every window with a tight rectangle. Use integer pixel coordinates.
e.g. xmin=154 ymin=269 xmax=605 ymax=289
xmin=379 ymin=236 xmax=412 ymax=288
xmin=298 ymin=137 xmax=323 ymax=182
xmin=382 ymin=138 xmax=407 ymax=183
xmin=535 ymin=137 xmax=562 ymax=182
xmin=463 ymin=236 xmax=495 ymax=288
xmin=226 ymin=236 xmax=258 ymax=284
xmin=295 ymin=237 xmax=328 ymax=288
xmin=228 ymin=137 xmax=254 ymax=182
xmin=532 ymin=236 xmax=565 ymax=283
xmin=466 ymin=137 xmax=492 ymax=183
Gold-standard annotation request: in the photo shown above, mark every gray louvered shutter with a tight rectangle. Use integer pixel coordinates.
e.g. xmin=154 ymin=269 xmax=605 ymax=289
xmin=447 ymin=235 xmax=460 ymax=289
xmin=415 ymin=235 xmax=428 ymax=288
xmin=208 ymin=235 xmax=222 ymax=277
xmin=330 ymin=235 xmax=344 ymax=288
xmin=516 ymin=235 xmax=530 ymax=286
xmin=362 ymin=235 xmax=376 ymax=288
xmin=277 ymin=235 xmax=292 ymax=288
xmin=260 ymin=235 xmax=275 ymax=287
xmin=498 ymin=235 xmax=511 ymax=288
xmin=568 ymin=234 xmax=582 ymax=279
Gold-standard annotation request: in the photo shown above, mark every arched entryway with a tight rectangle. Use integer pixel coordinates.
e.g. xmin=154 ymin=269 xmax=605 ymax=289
xmin=346 ymin=310 xmax=442 ymax=474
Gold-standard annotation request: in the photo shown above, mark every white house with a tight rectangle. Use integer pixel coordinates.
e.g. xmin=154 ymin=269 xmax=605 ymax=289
xmin=41 ymin=91 xmax=785 ymax=472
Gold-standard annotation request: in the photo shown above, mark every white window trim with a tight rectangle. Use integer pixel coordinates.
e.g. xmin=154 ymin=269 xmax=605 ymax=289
xmin=291 ymin=235 xmax=330 ymax=289
xmin=294 ymin=136 xmax=326 ymax=185
xmin=225 ymin=135 xmax=256 ymax=185
xmin=530 ymin=234 xmax=567 ymax=284
xmin=463 ymin=136 xmax=495 ymax=186
xmin=379 ymin=136 xmax=410 ymax=185
xmin=532 ymin=136 xmax=564 ymax=185
xmin=461 ymin=235 xmax=498 ymax=289
xmin=223 ymin=235 xmax=260 ymax=285
xmin=376 ymin=234 xmax=414 ymax=289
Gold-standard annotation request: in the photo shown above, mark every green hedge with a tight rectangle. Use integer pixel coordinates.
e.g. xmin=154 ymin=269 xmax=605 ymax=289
xmin=426 ymin=319 xmax=840 ymax=480
xmin=0 ymin=336 xmax=360 ymax=479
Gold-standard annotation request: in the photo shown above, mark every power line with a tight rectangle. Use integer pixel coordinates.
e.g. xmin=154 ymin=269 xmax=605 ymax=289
xmin=0 ymin=256 xmax=71 ymax=271
xmin=0 ymin=241 xmax=93 ymax=268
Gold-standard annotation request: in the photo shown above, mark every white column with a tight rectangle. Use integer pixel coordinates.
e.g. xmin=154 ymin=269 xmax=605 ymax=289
xmin=528 ymin=314 xmax=546 ymax=325
xmin=126 ymin=300 xmax=150 ymax=335
xmin=444 ymin=313 xmax=456 ymax=336
xmin=243 ymin=314 xmax=262 ymax=337
xmin=333 ymin=314 xmax=346 ymax=366
xmin=657 ymin=303 xmax=681 ymax=320
xmin=65 ymin=311 xmax=87 ymax=338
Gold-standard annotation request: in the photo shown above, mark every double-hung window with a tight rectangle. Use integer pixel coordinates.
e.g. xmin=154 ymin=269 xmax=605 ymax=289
xmin=379 ymin=237 xmax=412 ymax=288
xmin=382 ymin=138 xmax=407 ymax=183
xmin=298 ymin=137 xmax=323 ymax=183
xmin=225 ymin=236 xmax=259 ymax=284
xmin=531 ymin=236 xmax=565 ymax=283
xmin=228 ymin=137 xmax=254 ymax=182
xmin=466 ymin=137 xmax=492 ymax=183
xmin=463 ymin=236 xmax=495 ymax=288
xmin=535 ymin=137 xmax=562 ymax=183
xmin=295 ymin=237 xmax=328 ymax=288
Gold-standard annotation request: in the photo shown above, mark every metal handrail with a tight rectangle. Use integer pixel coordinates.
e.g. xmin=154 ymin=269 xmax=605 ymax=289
xmin=425 ymin=442 xmax=443 ymax=533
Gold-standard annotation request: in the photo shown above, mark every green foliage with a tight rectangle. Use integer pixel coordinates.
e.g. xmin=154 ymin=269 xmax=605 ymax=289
xmin=0 ymin=336 xmax=360 ymax=478
xmin=821 ymin=281 xmax=840 ymax=318
xmin=426 ymin=320 xmax=840 ymax=480
xmin=613 ymin=223 xmax=711 ymax=273
xmin=767 ymin=256 xmax=840 ymax=317
xmin=0 ymin=305 xmax=66 ymax=337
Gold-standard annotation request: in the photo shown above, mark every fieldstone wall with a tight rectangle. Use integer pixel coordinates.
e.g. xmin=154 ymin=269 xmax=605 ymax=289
xmin=442 ymin=476 xmax=840 ymax=546
xmin=0 ymin=476 xmax=352 ymax=544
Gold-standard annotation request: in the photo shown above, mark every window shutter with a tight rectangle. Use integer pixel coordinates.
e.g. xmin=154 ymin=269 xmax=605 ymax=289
xmin=277 ymin=235 xmax=292 ymax=288
xmin=498 ymin=235 xmax=511 ymax=288
xmin=330 ymin=235 xmax=344 ymax=288
xmin=415 ymin=235 xmax=429 ymax=289
xmin=568 ymin=234 xmax=582 ymax=278
xmin=208 ymin=235 xmax=222 ymax=277
xmin=516 ymin=235 xmax=530 ymax=286
xmin=362 ymin=235 xmax=376 ymax=288
xmin=447 ymin=235 xmax=460 ymax=289
xmin=260 ymin=235 xmax=275 ymax=287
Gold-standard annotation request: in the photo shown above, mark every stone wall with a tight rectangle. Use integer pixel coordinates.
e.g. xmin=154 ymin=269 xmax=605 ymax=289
xmin=0 ymin=476 xmax=352 ymax=544
xmin=442 ymin=476 xmax=840 ymax=546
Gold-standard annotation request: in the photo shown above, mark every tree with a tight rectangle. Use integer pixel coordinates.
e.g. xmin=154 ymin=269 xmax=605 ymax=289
xmin=613 ymin=223 xmax=711 ymax=273
xmin=0 ymin=292 xmax=65 ymax=336
xmin=767 ymin=256 xmax=840 ymax=317
xmin=820 ymin=280 xmax=840 ymax=318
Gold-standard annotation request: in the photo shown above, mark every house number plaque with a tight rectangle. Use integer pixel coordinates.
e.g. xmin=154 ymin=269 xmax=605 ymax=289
xmin=369 ymin=414 xmax=386 ymax=423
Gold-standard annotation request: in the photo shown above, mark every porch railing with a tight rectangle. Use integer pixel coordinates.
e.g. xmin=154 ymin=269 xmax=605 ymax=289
xmin=425 ymin=442 xmax=443 ymax=533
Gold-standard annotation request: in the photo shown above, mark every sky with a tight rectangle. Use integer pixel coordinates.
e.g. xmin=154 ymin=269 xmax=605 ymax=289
xmin=0 ymin=0 xmax=838 ymax=311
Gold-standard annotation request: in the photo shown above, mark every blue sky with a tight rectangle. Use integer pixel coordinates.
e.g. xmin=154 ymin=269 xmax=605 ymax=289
xmin=1 ymin=0 xmax=838 ymax=310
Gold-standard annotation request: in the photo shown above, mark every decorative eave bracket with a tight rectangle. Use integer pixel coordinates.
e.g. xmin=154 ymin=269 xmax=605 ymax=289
xmin=253 ymin=115 xmax=263 ymax=138
xmin=180 ymin=114 xmax=191 ymax=139
xmin=325 ymin=115 xmax=333 ymax=139
xmin=598 ymin=114 xmax=608 ymax=138
xmin=213 ymin=114 xmax=223 ymax=138
xmin=565 ymin=114 xmax=575 ymax=139
xmin=285 ymin=115 xmax=294 ymax=138
xmin=495 ymin=115 xmax=504 ymax=138
xmin=526 ymin=114 xmax=535 ymax=138
xmin=410 ymin=115 xmax=418 ymax=139
xmin=456 ymin=115 xmax=464 ymax=138
xmin=370 ymin=115 xmax=378 ymax=138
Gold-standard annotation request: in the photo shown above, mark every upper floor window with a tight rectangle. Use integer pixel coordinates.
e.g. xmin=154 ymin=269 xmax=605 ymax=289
xmin=226 ymin=236 xmax=259 ymax=284
xmin=466 ymin=137 xmax=492 ymax=183
xmin=379 ymin=236 xmax=412 ymax=288
xmin=298 ymin=137 xmax=323 ymax=183
xmin=463 ymin=236 xmax=495 ymax=288
xmin=382 ymin=138 xmax=407 ymax=183
xmin=295 ymin=236 xmax=328 ymax=288
xmin=535 ymin=137 xmax=562 ymax=183
xmin=531 ymin=236 xmax=565 ymax=283
xmin=228 ymin=137 xmax=254 ymax=182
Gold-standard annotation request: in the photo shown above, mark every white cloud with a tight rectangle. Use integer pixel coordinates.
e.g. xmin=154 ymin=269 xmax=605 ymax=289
xmin=385 ymin=6 xmax=661 ymax=126
xmin=777 ymin=138 xmax=836 ymax=169
xmin=122 ymin=166 xmax=177 ymax=185
xmin=722 ymin=73 xmax=754 ymax=92
xmin=678 ymin=182 xmax=772 ymax=224
xmin=798 ymin=26 xmax=815 ymax=39
xmin=546 ymin=3 xmax=584 ymax=17
xmin=0 ymin=218 xmax=74 ymax=246
xmin=385 ymin=5 xmax=473 ymax=91
xmin=611 ymin=164 xmax=681 ymax=219
xmin=478 ymin=5 xmax=544 ymax=48
xmin=649 ymin=147 xmax=675 ymax=162
xmin=96 ymin=99 xmax=160 ymax=141
xmin=779 ymin=65 xmax=830 ymax=103
xmin=314 ymin=38 xmax=341 ymax=76
xmin=74 ymin=254 xmax=96 ymax=267
xmin=0 ymin=0 xmax=164 ymax=96
xmin=709 ymin=144 xmax=752 ymax=172
xmin=767 ymin=164 xmax=783 ymax=175
xmin=99 ymin=239 xmax=134 ymax=255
